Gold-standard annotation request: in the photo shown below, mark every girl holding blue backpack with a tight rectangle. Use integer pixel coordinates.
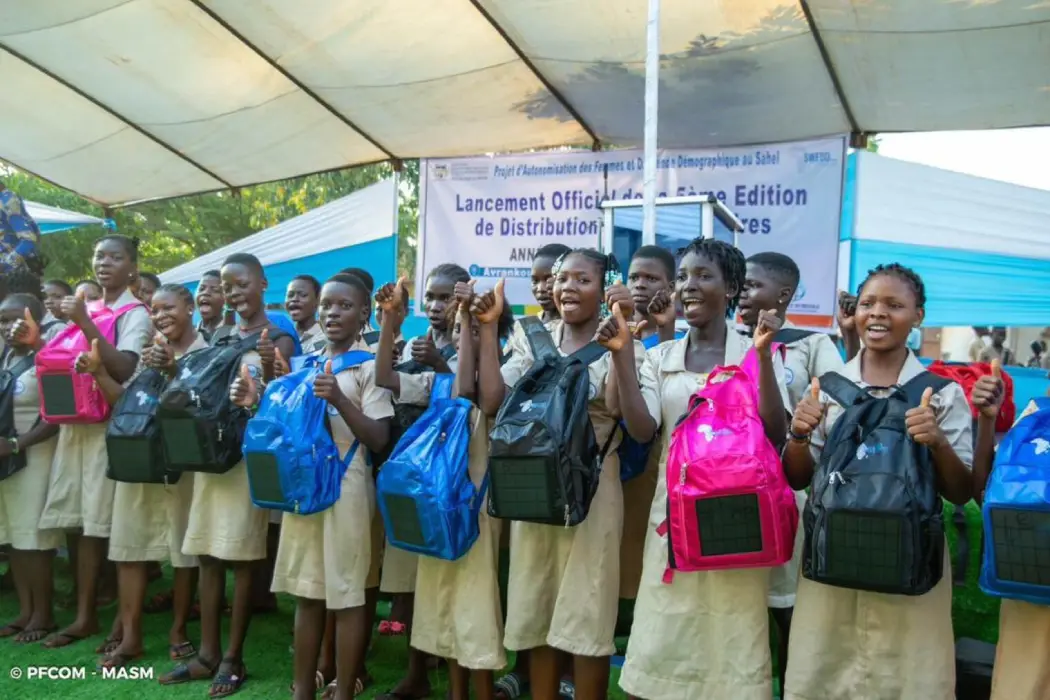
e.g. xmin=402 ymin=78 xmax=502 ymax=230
xmin=618 ymin=238 xmax=791 ymax=700
xmin=780 ymin=264 xmax=973 ymax=700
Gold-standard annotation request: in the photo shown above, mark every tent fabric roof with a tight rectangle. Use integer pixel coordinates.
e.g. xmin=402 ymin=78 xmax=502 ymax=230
xmin=159 ymin=177 xmax=396 ymax=285
xmin=1 ymin=0 xmax=1048 ymax=206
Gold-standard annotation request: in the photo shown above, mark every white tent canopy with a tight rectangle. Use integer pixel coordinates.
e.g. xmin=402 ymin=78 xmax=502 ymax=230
xmin=0 ymin=0 xmax=1047 ymax=206
xmin=25 ymin=200 xmax=108 ymax=233
xmin=160 ymin=178 xmax=397 ymax=301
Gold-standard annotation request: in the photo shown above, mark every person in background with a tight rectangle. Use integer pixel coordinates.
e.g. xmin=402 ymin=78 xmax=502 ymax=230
xmin=0 ymin=183 xmax=41 ymax=276
xmin=836 ymin=291 xmax=861 ymax=361
xmin=286 ymin=275 xmax=324 ymax=353
xmin=136 ymin=272 xmax=160 ymax=309
xmin=626 ymin=245 xmax=680 ymax=347
xmin=979 ymin=326 xmax=1015 ymax=366
xmin=0 ymin=293 xmax=62 ymax=643
xmin=74 ymin=279 xmax=104 ymax=303
xmin=40 ymin=279 xmax=72 ymax=342
xmin=195 ymin=270 xmax=232 ymax=343
xmin=740 ymin=251 xmax=845 ymax=693
xmin=969 ymin=326 xmax=991 ymax=362
xmin=1026 ymin=340 xmax=1045 ymax=368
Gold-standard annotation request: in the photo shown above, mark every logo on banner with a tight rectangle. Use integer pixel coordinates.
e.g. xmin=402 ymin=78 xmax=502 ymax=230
xmin=431 ymin=164 xmax=450 ymax=181
xmin=793 ymin=282 xmax=807 ymax=302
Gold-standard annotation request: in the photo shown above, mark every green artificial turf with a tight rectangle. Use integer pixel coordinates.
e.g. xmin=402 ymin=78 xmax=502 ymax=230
xmin=0 ymin=502 xmax=997 ymax=699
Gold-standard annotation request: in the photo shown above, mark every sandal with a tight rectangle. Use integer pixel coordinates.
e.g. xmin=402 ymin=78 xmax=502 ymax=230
xmin=158 ymin=657 xmax=219 ymax=686
xmin=289 ymin=670 xmax=326 ymax=693
xmin=319 ymin=675 xmax=370 ymax=699
xmin=41 ymin=631 xmax=90 ymax=649
xmin=0 ymin=622 xmax=25 ymax=638
xmin=209 ymin=659 xmax=248 ymax=698
xmin=378 ymin=620 xmax=407 ymax=636
xmin=559 ymin=679 xmax=576 ymax=699
xmin=494 ymin=672 xmax=528 ymax=700
xmin=169 ymin=640 xmax=196 ymax=661
xmin=98 ymin=651 xmax=142 ymax=671
xmin=95 ymin=636 xmax=122 ymax=655
xmin=14 ymin=625 xmax=57 ymax=644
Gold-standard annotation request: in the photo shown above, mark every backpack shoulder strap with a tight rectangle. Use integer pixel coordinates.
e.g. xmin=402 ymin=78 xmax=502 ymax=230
xmin=818 ymin=371 xmax=866 ymax=408
xmin=774 ymin=328 xmax=817 ymax=344
xmin=362 ymin=330 xmax=380 ymax=346
xmin=431 ymin=373 xmax=454 ymax=402
xmin=112 ymin=301 xmax=147 ymax=317
xmin=519 ymin=317 xmax=558 ymax=362
xmin=1031 ymin=397 xmax=1050 ymax=414
xmin=569 ymin=341 xmax=609 ymax=367
xmin=899 ymin=371 xmax=953 ymax=406
xmin=329 ymin=350 xmax=375 ymax=375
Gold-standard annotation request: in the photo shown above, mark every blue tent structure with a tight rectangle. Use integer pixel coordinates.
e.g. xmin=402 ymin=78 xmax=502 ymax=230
xmin=26 ymin=200 xmax=113 ymax=234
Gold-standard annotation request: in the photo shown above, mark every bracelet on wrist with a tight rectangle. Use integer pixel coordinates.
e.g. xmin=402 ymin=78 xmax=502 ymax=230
xmin=7 ymin=437 xmax=19 ymax=455
xmin=787 ymin=429 xmax=811 ymax=444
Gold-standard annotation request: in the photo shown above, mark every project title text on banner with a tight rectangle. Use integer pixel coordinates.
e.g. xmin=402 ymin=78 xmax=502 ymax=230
xmin=417 ymin=137 xmax=846 ymax=327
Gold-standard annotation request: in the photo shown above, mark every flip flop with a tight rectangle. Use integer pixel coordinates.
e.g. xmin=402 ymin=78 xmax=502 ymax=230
xmin=95 ymin=636 xmax=122 ymax=654
xmin=14 ymin=625 xmax=57 ymax=644
xmin=41 ymin=631 xmax=89 ymax=649
xmin=209 ymin=659 xmax=248 ymax=698
xmin=159 ymin=657 xmax=219 ymax=686
xmin=0 ymin=623 xmax=24 ymax=638
xmin=559 ymin=680 xmax=576 ymax=699
xmin=288 ymin=670 xmax=326 ymax=693
xmin=169 ymin=640 xmax=196 ymax=661
xmin=494 ymin=672 xmax=528 ymax=700
xmin=98 ymin=651 xmax=142 ymax=671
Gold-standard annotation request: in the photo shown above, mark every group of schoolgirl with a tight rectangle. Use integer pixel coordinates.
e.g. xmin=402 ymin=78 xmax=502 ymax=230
xmin=0 ymin=230 xmax=1044 ymax=700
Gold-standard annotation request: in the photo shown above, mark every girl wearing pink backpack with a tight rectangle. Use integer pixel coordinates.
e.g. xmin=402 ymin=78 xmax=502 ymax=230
xmin=619 ymin=239 xmax=791 ymax=700
xmin=38 ymin=235 xmax=153 ymax=650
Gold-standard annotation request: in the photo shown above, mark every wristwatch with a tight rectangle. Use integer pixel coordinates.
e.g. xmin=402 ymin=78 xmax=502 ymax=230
xmin=7 ymin=437 xmax=19 ymax=454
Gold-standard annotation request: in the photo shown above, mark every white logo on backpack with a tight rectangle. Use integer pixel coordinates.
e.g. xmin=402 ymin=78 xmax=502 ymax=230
xmin=1032 ymin=438 xmax=1050 ymax=455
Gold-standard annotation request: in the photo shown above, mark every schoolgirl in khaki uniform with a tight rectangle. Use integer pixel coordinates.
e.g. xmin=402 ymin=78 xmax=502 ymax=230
xmin=475 ymin=249 xmax=660 ymax=700
xmin=39 ymin=235 xmax=152 ymax=650
xmin=0 ymin=293 xmax=61 ymax=644
xmin=87 ymin=284 xmax=208 ymax=668
xmin=781 ymin=264 xmax=973 ymax=700
xmin=619 ymin=239 xmax=791 ymax=700
xmin=164 ymin=253 xmax=296 ymax=698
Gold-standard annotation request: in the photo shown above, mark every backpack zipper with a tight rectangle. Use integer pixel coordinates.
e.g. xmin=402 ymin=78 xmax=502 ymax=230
xmin=829 ymin=472 xmax=848 ymax=486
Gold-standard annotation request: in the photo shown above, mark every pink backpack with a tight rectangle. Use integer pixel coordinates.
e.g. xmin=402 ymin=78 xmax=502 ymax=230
xmin=35 ymin=301 xmax=145 ymax=424
xmin=656 ymin=345 xmax=798 ymax=581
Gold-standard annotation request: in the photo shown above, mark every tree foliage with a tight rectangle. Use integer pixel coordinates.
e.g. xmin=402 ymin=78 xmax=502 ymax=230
xmin=1 ymin=162 xmax=420 ymax=285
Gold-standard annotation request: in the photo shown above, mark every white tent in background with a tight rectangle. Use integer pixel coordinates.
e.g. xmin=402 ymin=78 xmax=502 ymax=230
xmin=26 ymin=200 xmax=108 ymax=234
xmin=160 ymin=178 xmax=397 ymax=306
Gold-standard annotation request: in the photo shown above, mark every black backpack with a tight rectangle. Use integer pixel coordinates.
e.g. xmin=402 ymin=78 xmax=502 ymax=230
xmin=105 ymin=368 xmax=180 ymax=485
xmin=773 ymin=328 xmax=817 ymax=344
xmin=157 ymin=330 xmax=288 ymax=474
xmin=802 ymin=370 xmax=952 ymax=595
xmin=0 ymin=352 xmax=35 ymax=481
xmin=487 ymin=317 xmax=614 ymax=526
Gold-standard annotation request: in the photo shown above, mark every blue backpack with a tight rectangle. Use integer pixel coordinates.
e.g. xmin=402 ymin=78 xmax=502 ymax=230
xmin=980 ymin=397 xmax=1050 ymax=604
xmin=618 ymin=330 xmax=683 ymax=481
xmin=244 ymin=350 xmax=373 ymax=515
xmin=376 ymin=374 xmax=483 ymax=560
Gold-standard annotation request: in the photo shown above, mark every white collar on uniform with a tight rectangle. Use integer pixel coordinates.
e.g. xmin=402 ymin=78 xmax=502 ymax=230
xmin=842 ymin=348 xmax=926 ymax=387
xmin=659 ymin=325 xmax=749 ymax=373
xmin=106 ymin=288 xmax=141 ymax=310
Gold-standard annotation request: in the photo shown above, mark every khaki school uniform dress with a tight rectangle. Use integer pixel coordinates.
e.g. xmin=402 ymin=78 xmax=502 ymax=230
xmin=39 ymin=290 xmax=152 ymax=538
xmin=0 ymin=354 xmax=62 ymax=550
xmin=271 ymin=344 xmax=393 ymax=609
xmin=182 ymin=346 xmax=270 ymax=562
xmin=405 ymin=371 xmax=505 ymax=670
xmin=500 ymin=321 xmax=659 ymax=657
xmin=108 ymin=334 xmax=209 ymax=567
xmin=990 ymin=399 xmax=1050 ymax=700
xmin=768 ymin=323 xmax=845 ymax=609
xmin=619 ymin=331 xmax=790 ymax=700
xmin=299 ymin=321 xmax=326 ymax=355
xmin=783 ymin=350 xmax=972 ymax=700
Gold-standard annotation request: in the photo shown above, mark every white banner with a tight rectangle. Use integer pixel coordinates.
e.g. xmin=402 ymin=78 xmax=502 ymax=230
xmin=418 ymin=137 xmax=846 ymax=327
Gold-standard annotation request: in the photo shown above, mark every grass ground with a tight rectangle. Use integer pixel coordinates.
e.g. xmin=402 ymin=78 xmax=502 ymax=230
xmin=0 ymin=500 xmax=995 ymax=699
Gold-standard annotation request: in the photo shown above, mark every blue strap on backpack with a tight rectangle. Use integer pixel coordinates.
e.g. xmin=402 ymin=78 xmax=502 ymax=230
xmin=980 ymin=396 xmax=1050 ymax=604
xmin=376 ymin=372 xmax=486 ymax=560
xmin=244 ymin=350 xmax=374 ymax=515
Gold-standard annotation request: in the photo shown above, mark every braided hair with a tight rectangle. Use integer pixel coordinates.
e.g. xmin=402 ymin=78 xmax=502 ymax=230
xmin=0 ymin=266 xmax=43 ymax=302
xmin=427 ymin=263 xmax=470 ymax=286
xmin=552 ymin=248 xmax=622 ymax=316
xmin=154 ymin=283 xmax=196 ymax=310
xmin=677 ymin=238 xmax=746 ymax=318
xmin=857 ymin=263 xmax=926 ymax=309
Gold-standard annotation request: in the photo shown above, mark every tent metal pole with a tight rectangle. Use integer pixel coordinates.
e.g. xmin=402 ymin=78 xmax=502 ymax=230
xmin=642 ymin=0 xmax=661 ymax=247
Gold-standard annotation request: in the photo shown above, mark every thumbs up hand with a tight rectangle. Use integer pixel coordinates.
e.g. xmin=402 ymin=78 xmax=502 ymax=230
xmin=790 ymin=378 xmax=826 ymax=441
xmin=753 ymin=309 xmax=784 ymax=354
xmin=595 ymin=302 xmax=636 ymax=353
xmin=470 ymin=278 xmax=505 ymax=325
xmin=273 ymin=347 xmax=289 ymax=378
xmin=972 ymin=358 xmax=1006 ymax=420
xmin=9 ymin=307 xmax=40 ymax=348
xmin=256 ymin=327 xmax=275 ymax=368
xmin=313 ymin=359 xmax=347 ymax=407
xmin=375 ymin=277 xmax=409 ymax=327
xmin=74 ymin=338 xmax=103 ymax=375
xmin=144 ymin=332 xmax=177 ymax=375
xmin=906 ymin=385 xmax=946 ymax=447
xmin=230 ymin=363 xmax=259 ymax=408
xmin=61 ymin=288 xmax=90 ymax=327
